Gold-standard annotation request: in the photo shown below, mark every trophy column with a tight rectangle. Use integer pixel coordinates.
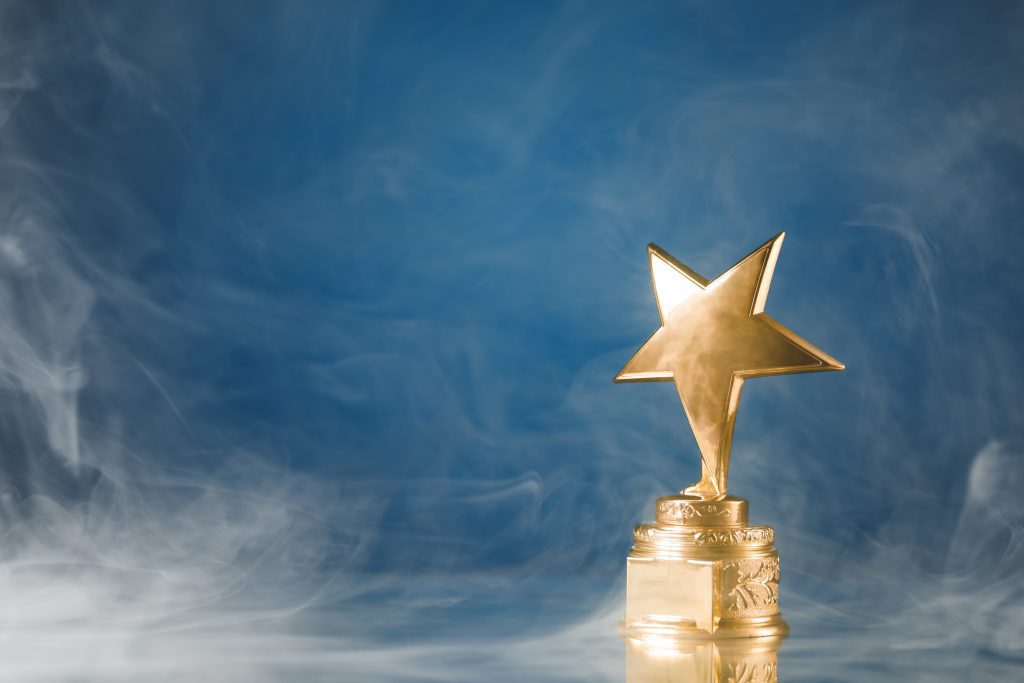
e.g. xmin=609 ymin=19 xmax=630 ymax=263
xmin=624 ymin=495 xmax=787 ymax=639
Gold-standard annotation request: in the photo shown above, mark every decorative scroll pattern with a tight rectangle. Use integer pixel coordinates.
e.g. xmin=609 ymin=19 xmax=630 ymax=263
xmin=632 ymin=525 xmax=773 ymax=549
xmin=656 ymin=500 xmax=734 ymax=523
xmin=693 ymin=528 xmax=773 ymax=546
xmin=721 ymin=557 xmax=780 ymax=618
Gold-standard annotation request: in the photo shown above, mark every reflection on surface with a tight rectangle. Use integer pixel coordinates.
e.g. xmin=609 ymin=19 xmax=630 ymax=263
xmin=626 ymin=634 xmax=783 ymax=683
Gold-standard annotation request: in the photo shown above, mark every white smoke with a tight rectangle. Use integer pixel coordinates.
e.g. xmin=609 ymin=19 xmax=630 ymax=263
xmin=0 ymin=1 xmax=1021 ymax=681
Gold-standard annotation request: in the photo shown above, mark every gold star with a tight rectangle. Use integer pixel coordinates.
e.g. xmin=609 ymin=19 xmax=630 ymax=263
xmin=615 ymin=233 xmax=843 ymax=500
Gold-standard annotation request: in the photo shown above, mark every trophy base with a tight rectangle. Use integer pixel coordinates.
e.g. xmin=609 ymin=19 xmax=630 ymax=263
xmin=623 ymin=495 xmax=787 ymax=640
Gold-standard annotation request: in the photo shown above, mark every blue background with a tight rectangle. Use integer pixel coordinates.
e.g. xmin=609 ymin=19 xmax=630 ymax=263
xmin=0 ymin=1 xmax=1022 ymax=680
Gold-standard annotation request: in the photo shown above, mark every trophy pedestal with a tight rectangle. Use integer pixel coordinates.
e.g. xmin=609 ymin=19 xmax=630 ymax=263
xmin=623 ymin=495 xmax=787 ymax=640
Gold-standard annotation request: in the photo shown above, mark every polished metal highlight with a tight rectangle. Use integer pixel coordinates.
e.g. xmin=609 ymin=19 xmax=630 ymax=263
xmin=617 ymin=234 xmax=843 ymax=640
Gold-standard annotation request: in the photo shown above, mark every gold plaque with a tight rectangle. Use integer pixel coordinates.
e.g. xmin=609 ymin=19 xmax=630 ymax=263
xmin=616 ymin=233 xmax=842 ymax=640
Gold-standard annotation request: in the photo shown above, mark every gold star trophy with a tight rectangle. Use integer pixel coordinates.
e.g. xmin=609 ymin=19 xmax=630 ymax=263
xmin=616 ymin=233 xmax=842 ymax=641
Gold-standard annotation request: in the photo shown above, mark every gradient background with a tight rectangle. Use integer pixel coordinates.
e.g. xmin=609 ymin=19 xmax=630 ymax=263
xmin=1 ymin=1 xmax=1022 ymax=680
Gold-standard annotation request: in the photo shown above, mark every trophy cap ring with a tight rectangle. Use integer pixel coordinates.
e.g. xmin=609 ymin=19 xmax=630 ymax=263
xmin=655 ymin=495 xmax=748 ymax=528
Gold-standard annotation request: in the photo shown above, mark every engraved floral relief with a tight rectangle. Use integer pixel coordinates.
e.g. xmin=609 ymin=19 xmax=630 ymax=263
xmin=658 ymin=500 xmax=733 ymax=523
xmin=724 ymin=660 xmax=777 ymax=683
xmin=693 ymin=528 xmax=773 ymax=546
xmin=721 ymin=557 xmax=779 ymax=618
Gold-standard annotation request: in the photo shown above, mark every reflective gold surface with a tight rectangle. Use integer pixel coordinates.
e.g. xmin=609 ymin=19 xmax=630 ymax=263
xmin=626 ymin=633 xmax=783 ymax=682
xmin=625 ymin=494 xmax=787 ymax=640
xmin=615 ymin=234 xmax=843 ymax=499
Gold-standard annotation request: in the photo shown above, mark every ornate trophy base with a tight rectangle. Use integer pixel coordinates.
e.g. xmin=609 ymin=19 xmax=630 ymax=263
xmin=623 ymin=495 xmax=787 ymax=640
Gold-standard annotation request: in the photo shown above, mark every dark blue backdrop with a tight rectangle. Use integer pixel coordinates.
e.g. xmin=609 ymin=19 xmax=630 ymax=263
xmin=0 ymin=1 xmax=1022 ymax=680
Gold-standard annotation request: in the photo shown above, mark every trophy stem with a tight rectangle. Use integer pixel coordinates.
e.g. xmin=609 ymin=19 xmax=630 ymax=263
xmin=623 ymin=494 xmax=788 ymax=640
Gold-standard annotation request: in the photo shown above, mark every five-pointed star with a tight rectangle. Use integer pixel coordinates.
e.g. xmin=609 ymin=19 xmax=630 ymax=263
xmin=615 ymin=233 xmax=843 ymax=500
